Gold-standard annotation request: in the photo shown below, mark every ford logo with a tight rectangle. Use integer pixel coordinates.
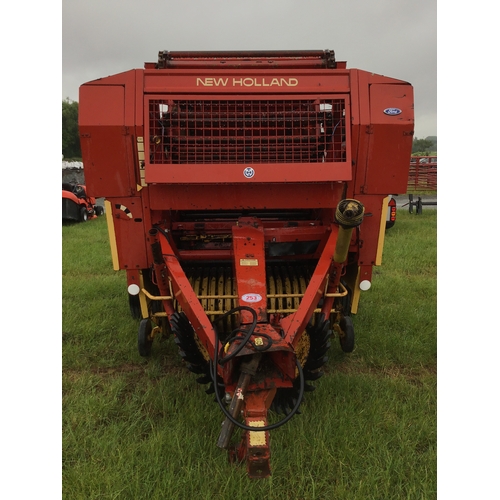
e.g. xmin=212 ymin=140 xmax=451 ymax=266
xmin=383 ymin=108 xmax=402 ymax=116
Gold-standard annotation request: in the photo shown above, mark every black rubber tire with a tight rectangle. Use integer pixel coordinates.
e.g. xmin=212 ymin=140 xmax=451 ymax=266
xmin=79 ymin=206 xmax=88 ymax=222
xmin=339 ymin=316 xmax=355 ymax=353
xmin=138 ymin=319 xmax=153 ymax=357
xmin=95 ymin=206 xmax=104 ymax=216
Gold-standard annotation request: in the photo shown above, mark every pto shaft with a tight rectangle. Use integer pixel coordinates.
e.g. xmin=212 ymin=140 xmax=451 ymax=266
xmin=333 ymin=199 xmax=365 ymax=263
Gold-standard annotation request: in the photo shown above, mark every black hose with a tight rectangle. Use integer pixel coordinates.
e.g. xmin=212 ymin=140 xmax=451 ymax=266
xmin=212 ymin=306 xmax=258 ymax=364
xmin=152 ymin=224 xmax=174 ymax=246
xmin=210 ymin=306 xmax=305 ymax=431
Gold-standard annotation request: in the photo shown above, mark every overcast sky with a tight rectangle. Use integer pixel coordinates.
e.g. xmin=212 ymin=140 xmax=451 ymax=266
xmin=62 ymin=0 xmax=436 ymax=139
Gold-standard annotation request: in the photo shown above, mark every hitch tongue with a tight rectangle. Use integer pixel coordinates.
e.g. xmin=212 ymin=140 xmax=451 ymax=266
xmin=217 ymin=353 xmax=262 ymax=449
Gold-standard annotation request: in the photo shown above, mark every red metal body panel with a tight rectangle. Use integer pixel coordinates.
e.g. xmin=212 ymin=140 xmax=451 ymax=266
xmin=79 ymin=50 xmax=414 ymax=478
xmin=148 ymin=182 xmax=344 ymax=211
xmin=364 ymin=84 xmax=414 ymax=194
xmin=79 ymin=70 xmax=144 ymax=198
xmin=143 ymin=70 xmax=350 ymax=94
xmin=347 ymin=70 xmax=414 ymax=197
xmin=146 ymin=164 xmax=351 ymax=184
xmin=106 ymin=197 xmax=149 ymax=270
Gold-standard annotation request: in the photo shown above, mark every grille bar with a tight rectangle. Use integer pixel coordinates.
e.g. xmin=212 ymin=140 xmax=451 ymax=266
xmin=148 ymin=99 xmax=346 ymax=164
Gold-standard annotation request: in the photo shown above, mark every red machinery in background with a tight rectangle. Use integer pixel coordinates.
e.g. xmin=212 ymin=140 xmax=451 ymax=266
xmin=79 ymin=50 xmax=414 ymax=478
xmin=62 ymin=183 xmax=102 ymax=222
xmin=408 ymin=156 xmax=437 ymax=192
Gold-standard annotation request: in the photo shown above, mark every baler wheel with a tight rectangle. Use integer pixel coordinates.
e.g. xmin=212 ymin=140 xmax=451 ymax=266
xmin=338 ymin=316 xmax=355 ymax=353
xmin=171 ymin=312 xmax=225 ymax=398
xmin=138 ymin=318 xmax=153 ymax=357
xmin=271 ymin=314 xmax=331 ymax=415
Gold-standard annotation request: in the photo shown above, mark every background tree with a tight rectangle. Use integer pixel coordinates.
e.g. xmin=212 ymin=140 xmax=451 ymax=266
xmin=62 ymin=99 xmax=81 ymax=158
xmin=412 ymin=136 xmax=437 ymax=154
xmin=425 ymin=136 xmax=437 ymax=151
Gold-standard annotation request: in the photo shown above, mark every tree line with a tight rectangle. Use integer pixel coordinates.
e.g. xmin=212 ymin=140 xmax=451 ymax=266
xmin=62 ymin=99 xmax=436 ymax=159
xmin=412 ymin=136 xmax=437 ymax=154
xmin=62 ymin=99 xmax=81 ymax=159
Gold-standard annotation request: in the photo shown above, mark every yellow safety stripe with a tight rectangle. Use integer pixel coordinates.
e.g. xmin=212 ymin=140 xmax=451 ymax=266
xmin=376 ymin=196 xmax=390 ymax=266
xmin=104 ymin=200 xmax=120 ymax=271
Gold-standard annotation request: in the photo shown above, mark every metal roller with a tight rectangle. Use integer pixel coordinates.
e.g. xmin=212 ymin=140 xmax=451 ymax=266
xmin=170 ymin=263 xmax=338 ymax=335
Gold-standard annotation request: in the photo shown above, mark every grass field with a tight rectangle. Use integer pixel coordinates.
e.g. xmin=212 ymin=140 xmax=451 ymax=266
xmin=62 ymin=210 xmax=437 ymax=500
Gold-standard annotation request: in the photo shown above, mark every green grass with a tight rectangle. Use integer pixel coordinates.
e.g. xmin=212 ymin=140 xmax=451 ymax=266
xmin=63 ymin=211 xmax=437 ymax=500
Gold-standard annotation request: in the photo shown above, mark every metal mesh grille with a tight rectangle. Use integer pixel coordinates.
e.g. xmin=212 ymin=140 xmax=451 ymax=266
xmin=148 ymin=99 xmax=346 ymax=164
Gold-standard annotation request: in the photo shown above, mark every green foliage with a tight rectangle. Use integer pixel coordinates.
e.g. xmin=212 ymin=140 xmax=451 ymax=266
xmin=63 ymin=213 xmax=436 ymax=499
xmin=62 ymin=99 xmax=81 ymax=158
xmin=412 ymin=136 xmax=437 ymax=154
xmin=412 ymin=151 xmax=437 ymax=157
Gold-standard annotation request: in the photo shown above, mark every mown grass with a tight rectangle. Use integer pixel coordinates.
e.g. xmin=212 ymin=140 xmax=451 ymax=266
xmin=62 ymin=210 xmax=437 ymax=500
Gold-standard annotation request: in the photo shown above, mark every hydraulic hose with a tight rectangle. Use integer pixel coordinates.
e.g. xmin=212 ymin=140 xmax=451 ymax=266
xmin=210 ymin=306 xmax=305 ymax=432
xmin=212 ymin=306 xmax=258 ymax=364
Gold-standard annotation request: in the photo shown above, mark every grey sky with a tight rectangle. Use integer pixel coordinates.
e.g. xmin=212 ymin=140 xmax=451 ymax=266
xmin=62 ymin=0 xmax=436 ymax=139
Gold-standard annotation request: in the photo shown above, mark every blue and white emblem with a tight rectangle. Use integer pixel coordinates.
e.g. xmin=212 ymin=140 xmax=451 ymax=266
xmin=383 ymin=108 xmax=402 ymax=116
xmin=243 ymin=167 xmax=255 ymax=178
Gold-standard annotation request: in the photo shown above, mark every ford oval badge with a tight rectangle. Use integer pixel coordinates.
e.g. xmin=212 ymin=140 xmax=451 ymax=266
xmin=383 ymin=108 xmax=402 ymax=116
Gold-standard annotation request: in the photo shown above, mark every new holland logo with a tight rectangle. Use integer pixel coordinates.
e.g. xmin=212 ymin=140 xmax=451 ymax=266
xmin=196 ymin=77 xmax=299 ymax=87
